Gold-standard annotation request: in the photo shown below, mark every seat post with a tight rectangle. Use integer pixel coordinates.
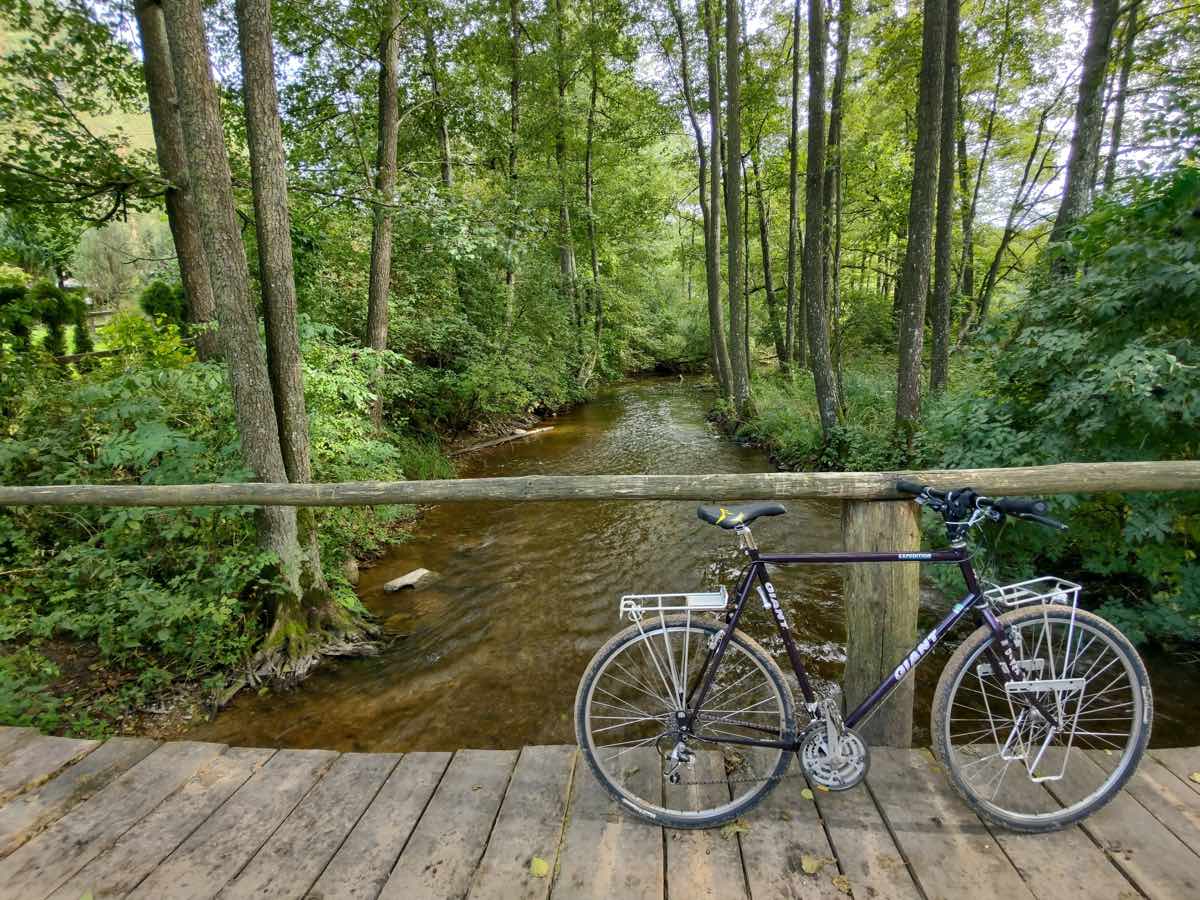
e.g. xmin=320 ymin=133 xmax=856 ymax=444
xmin=735 ymin=524 xmax=757 ymax=553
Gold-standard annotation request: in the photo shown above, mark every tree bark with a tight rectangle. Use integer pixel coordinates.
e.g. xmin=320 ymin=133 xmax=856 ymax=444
xmin=929 ymin=0 xmax=958 ymax=396
xmin=134 ymin=0 xmax=218 ymax=361
xmin=804 ymin=0 xmax=840 ymax=436
xmin=159 ymin=0 xmax=303 ymax=629
xmin=235 ymin=0 xmax=330 ymax=605
xmin=823 ymin=0 xmax=851 ymax=316
xmin=786 ymin=0 xmax=804 ymax=370
xmin=751 ymin=150 xmax=785 ymax=367
xmin=724 ymin=0 xmax=751 ymax=414
xmin=421 ymin=4 xmax=453 ymax=190
xmin=1102 ymin=0 xmax=1140 ymax=193
xmin=704 ymin=0 xmax=734 ymax=399
xmin=579 ymin=0 xmax=601 ymax=386
xmin=894 ymin=0 xmax=947 ymax=436
xmin=553 ymin=0 xmax=580 ymax=353
xmin=505 ymin=0 xmax=521 ymax=324
xmin=1049 ymin=0 xmax=1119 ymax=247
xmin=366 ymin=0 xmax=401 ymax=427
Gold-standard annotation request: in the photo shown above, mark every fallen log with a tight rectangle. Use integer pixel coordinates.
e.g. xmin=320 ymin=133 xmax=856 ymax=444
xmin=449 ymin=426 xmax=554 ymax=457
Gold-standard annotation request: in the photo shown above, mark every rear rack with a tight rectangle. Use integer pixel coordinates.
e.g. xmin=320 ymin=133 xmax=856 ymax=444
xmin=983 ymin=576 xmax=1080 ymax=609
xmin=619 ymin=588 xmax=728 ymax=622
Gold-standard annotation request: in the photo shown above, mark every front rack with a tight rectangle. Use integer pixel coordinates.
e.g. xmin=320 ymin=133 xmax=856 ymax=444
xmin=983 ymin=576 xmax=1080 ymax=609
xmin=619 ymin=587 xmax=729 ymax=623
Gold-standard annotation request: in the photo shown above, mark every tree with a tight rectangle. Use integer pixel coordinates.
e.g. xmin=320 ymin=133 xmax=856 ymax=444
xmin=894 ymin=0 xmax=947 ymax=435
xmin=422 ymin=1 xmax=453 ymax=190
xmin=724 ymin=0 xmax=751 ymax=414
xmin=1102 ymin=0 xmax=1141 ymax=193
xmin=553 ymin=0 xmax=580 ymax=353
xmin=929 ymin=0 xmax=959 ymax=395
xmin=785 ymin=0 xmax=804 ymax=371
xmin=704 ymin=0 xmax=734 ymax=398
xmin=824 ymin=0 xmax=853 ymax=381
xmin=366 ymin=0 xmax=401 ymax=427
xmin=1049 ymin=0 xmax=1119 ymax=247
xmin=133 ymin=0 xmax=219 ymax=360
xmin=804 ymin=0 xmax=840 ymax=437
xmin=751 ymin=149 xmax=785 ymax=367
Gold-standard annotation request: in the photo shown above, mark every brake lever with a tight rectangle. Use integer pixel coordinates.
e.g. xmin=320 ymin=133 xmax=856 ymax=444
xmin=1020 ymin=512 xmax=1069 ymax=531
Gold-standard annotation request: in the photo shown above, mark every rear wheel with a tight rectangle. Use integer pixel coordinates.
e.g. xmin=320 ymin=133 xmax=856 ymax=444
xmin=575 ymin=614 xmax=797 ymax=829
xmin=933 ymin=605 xmax=1151 ymax=832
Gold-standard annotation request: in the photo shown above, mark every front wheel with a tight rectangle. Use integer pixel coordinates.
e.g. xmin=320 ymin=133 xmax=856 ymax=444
xmin=932 ymin=605 xmax=1152 ymax=832
xmin=575 ymin=614 xmax=797 ymax=829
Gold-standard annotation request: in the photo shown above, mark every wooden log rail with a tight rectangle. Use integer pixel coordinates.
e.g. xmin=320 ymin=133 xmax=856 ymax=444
xmin=3 ymin=460 xmax=1197 ymax=749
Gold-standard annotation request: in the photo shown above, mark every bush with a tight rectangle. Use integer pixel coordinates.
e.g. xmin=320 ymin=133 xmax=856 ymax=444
xmin=138 ymin=279 xmax=187 ymax=329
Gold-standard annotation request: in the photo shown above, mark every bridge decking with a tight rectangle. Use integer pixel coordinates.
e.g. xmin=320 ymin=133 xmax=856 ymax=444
xmin=0 ymin=727 xmax=1196 ymax=899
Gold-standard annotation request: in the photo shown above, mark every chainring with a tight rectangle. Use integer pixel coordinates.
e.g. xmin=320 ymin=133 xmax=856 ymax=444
xmin=799 ymin=723 xmax=870 ymax=791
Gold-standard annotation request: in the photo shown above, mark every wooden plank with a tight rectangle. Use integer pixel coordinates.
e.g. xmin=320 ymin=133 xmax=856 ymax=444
xmin=1151 ymin=748 xmax=1200 ymax=799
xmin=0 ymin=740 xmax=227 ymax=900
xmin=1042 ymin=751 xmax=1200 ymax=899
xmin=221 ymin=752 xmax=400 ymax=900
xmin=308 ymin=751 xmax=451 ymax=900
xmin=0 ymin=734 xmax=99 ymax=804
xmin=1113 ymin=752 xmax=1200 ymax=858
xmin=662 ymin=750 xmax=748 ymax=900
xmin=0 ymin=727 xmax=37 ymax=758
xmin=0 ymin=737 xmax=158 ymax=857
xmin=735 ymin=755 xmax=846 ymax=900
xmin=46 ymin=747 xmax=274 ymax=900
xmin=378 ymin=748 xmax=518 ymax=900
xmin=866 ymin=748 xmax=1035 ymax=899
xmin=126 ymin=748 xmax=337 ymax=900
xmin=551 ymin=747 xmax=663 ymax=900
xmin=2 ymin=460 xmax=1197 ymax=508
xmin=468 ymin=745 xmax=576 ymax=900
xmin=810 ymin=768 xmax=921 ymax=900
xmin=975 ymin=754 xmax=1139 ymax=900
xmin=842 ymin=500 xmax=920 ymax=746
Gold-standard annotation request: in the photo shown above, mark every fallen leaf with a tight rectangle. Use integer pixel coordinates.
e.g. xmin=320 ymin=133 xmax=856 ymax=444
xmin=800 ymin=855 xmax=825 ymax=875
xmin=1190 ymin=772 xmax=1200 ymax=784
xmin=720 ymin=818 xmax=751 ymax=839
xmin=529 ymin=856 xmax=550 ymax=878
xmin=816 ymin=784 xmax=830 ymax=792
xmin=833 ymin=874 xmax=852 ymax=894
xmin=800 ymin=788 xmax=813 ymax=800
xmin=472 ymin=784 xmax=482 ymax=791
xmin=78 ymin=893 xmax=94 ymax=900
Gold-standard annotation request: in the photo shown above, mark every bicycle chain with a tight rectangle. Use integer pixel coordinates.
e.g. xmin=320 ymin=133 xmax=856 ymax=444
xmin=671 ymin=714 xmax=810 ymax=786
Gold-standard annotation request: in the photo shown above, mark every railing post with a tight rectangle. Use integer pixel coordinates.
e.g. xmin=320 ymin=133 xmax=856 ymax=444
xmin=841 ymin=499 xmax=920 ymax=747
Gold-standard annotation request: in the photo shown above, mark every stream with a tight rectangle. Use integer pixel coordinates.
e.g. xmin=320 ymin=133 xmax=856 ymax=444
xmin=189 ymin=376 xmax=1194 ymax=751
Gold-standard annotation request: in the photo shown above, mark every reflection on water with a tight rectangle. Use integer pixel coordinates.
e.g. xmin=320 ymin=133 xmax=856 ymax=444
xmin=188 ymin=377 xmax=1192 ymax=751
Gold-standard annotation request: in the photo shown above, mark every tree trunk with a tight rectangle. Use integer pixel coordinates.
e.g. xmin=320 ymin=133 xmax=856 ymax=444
xmin=1049 ymin=0 xmax=1119 ymax=247
xmin=235 ymin=0 xmax=331 ymax=612
xmin=823 ymin=0 xmax=851 ymax=316
xmin=751 ymin=151 xmax=785 ymax=366
xmin=160 ymin=0 xmax=306 ymax=666
xmin=554 ymin=0 xmax=580 ymax=354
xmin=725 ymin=0 xmax=751 ymax=414
xmin=929 ymin=0 xmax=958 ymax=396
xmin=505 ymin=0 xmax=521 ymax=324
xmin=366 ymin=0 xmax=401 ymax=428
xmin=804 ymin=0 xmax=840 ymax=436
xmin=421 ymin=5 xmax=453 ymax=190
xmin=1102 ymin=0 xmax=1140 ymax=193
xmin=134 ymin=0 xmax=218 ymax=361
xmin=894 ymin=0 xmax=947 ymax=436
xmin=785 ymin=0 xmax=804 ymax=370
xmin=954 ymin=91 xmax=973 ymax=303
xmin=579 ymin=0 xmax=601 ymax=387
xmin=703 ymin=0 xmax=734 ymax=399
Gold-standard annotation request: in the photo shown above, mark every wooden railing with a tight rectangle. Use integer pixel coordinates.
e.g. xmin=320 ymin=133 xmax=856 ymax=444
xmin=3 ymin=460 xmax=1197 ymax=747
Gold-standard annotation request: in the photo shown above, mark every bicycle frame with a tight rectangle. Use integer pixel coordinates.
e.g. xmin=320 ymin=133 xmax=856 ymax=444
xmin=685 ymin=542 xmax=1012 ymax=751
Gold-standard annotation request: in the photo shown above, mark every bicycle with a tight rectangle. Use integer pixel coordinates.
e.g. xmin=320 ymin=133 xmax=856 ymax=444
xmin=573 ymin=481 xmax=1153 ymax=832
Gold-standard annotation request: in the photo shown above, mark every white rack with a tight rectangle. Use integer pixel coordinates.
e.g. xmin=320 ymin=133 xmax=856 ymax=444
xmin=983 ymin=576 xmax=1080 ymax=609
xmin=619 ymin=587 xmax=728 ymax=622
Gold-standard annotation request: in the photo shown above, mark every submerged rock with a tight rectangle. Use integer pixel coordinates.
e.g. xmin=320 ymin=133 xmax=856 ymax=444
xmin=383 ymin=568 xmax=439 ymax=592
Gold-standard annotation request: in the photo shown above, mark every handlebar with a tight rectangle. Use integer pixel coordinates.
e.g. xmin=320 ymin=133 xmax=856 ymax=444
xmin=895 ymin=481 xmax=1067 ymax=532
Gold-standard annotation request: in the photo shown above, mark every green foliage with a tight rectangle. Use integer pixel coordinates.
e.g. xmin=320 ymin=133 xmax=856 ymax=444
xmin=138 ymin=279 xmax=187 ymax=329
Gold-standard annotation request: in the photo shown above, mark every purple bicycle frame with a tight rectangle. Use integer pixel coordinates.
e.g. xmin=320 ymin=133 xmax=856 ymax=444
xmin=684 ymin=544 xmax=1011 ymax=749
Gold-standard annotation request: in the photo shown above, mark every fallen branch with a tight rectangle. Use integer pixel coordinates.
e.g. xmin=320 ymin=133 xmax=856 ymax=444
xmin=449 ymin=426 xmax=554 ymax=457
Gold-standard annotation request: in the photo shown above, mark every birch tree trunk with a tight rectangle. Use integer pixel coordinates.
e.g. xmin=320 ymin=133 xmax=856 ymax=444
xmin=894 ymin=0 xmax=947 ymax=436
xmin=704 ymin=0 xmax=734 ymax=400
xmin=134 ymin=0 xmax=218 ymax=361
xmin=1049 ymin=0 xmax=1119 ymax=247
xmin=366 ymin=0 xmax=401 ymax=427
xmin=235 ymin=0 xmax=333 ymax=619
xmin=785 ymin=0 xmax=804 ymax=370
xmin=929 ymin=0 xmax=958 ymax=395
xmin=505 ymin=0 xmax=521 ymax=324
xmin=724 ymin=0 xmax=751 ymax=414
xmin=804 ymin=0 xmax=841 ymax=436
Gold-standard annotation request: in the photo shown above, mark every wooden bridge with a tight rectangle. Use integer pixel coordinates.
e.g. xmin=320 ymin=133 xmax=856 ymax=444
xmin=1 ymin=727 xmax=1197 ymax=899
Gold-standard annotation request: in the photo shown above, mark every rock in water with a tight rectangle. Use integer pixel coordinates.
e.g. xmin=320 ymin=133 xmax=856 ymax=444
xmin=383 ymin=568 xmax=439 ymax=592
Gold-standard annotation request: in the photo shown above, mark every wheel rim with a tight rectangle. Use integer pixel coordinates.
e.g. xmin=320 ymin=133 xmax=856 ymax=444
xmin=943 ymin=611 xmax=1146 ymax=826
xmin=582 ymin=619 xmax=790 ymax=821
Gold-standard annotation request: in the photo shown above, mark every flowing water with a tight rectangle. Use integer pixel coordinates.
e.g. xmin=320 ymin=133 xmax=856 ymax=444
xmin=190 ymin=377 xmax=1194 ymax=751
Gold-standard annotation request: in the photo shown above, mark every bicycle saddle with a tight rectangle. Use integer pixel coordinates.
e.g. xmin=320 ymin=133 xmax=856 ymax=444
xmin=696 ymin=502 xmax=787 ymax=529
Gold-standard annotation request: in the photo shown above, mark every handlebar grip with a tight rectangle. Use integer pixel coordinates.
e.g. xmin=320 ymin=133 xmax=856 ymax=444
xmin=1021 ymin=512 xmax=1069 ymax=531
xmin=991 ymin=496 xmax=1048 ymax=516
xmin=896 ymin=480 xmax=926 ymax=496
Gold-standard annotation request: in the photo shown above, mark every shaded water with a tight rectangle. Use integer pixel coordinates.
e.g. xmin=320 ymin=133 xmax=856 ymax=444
xmin=190 ymin=377 xmax=1194 ymax=751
